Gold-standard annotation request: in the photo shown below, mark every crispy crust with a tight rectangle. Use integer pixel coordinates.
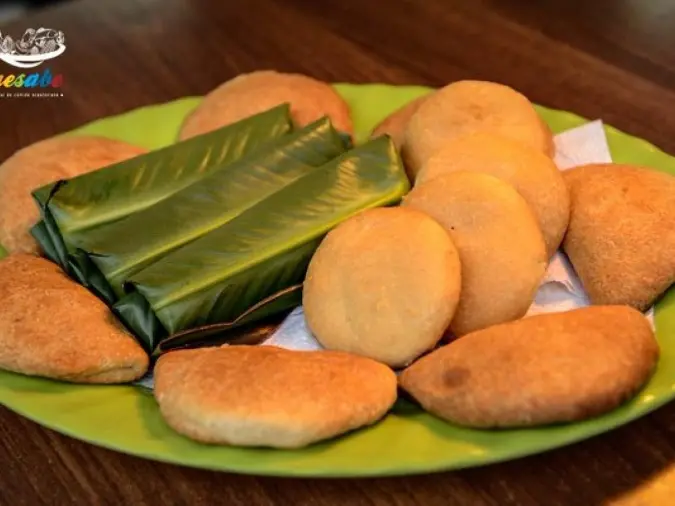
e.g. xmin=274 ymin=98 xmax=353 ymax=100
xmin=0 ymin=254 xmax=148 ymax=383
xmin=0 ymin=136 xmax=146 ymax=254
xmin=179 ymin=70 xmax=353 ymax=140
xmin=416 ymin=132 xmax=570 ymax=257
xmin=399 ymin=305 xmax=659 ymax=428
xmin=153 ymin=346 xmax=397 ymax=448
xmin=563 ymin=163 xmax=675 ymax=311
xmin=402 ymin=172 xmax=547 ymax=336
xmin=303 ymin=207 xmax=461 ymax=368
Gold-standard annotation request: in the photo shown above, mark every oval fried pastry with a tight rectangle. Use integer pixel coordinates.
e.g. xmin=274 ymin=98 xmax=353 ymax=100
xmin=0 ymin=254 xmax=148 ymax=383
xmin=563 ymin=163 xmax=675 ymax=311
xmin=402 ymin=172 xmax=547 ymax=336
xmin=303 ymin=207 xmax=462 ymax=367
xmin=402 ymin=80 xmax=553 ymax=179
xmin=154 ymin=346 xmax=397 ymax=448
xmin=399 ymin=306 xmax=659 ymax=428
xmin=0 ymin=135 xmax=146 ymax=254
xmin=0 ymin=253 xmax=73 ymax=299
xmin=417 ymin=132 xmax=570 ymax=257
xmin=179 ymin=70 xmax=353 ymax=140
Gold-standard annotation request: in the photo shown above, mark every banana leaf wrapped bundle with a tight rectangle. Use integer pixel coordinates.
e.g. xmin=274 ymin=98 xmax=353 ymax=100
xmin=66 ymin=117 xmax=349 ymax=303
xmin=31 ymin=104 xmax=294 ymax=275
xmin=113 ymin=136 xmax=410 ymax=354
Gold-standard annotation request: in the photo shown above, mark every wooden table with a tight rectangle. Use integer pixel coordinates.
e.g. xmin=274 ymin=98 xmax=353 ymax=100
xmin=2 ymin=0 xmax=675 ymax=504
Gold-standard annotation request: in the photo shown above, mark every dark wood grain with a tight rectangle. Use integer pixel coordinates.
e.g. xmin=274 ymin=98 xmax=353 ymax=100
xmin=2 ymin=0 xmax=675 ymax=504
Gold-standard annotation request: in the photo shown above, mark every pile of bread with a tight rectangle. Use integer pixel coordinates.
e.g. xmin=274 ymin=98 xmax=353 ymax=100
xmin=0 ymin=71 xmax=673 ymax=450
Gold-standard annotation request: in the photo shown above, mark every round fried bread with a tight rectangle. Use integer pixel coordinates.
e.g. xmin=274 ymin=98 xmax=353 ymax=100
xmin=179 ymin=70 xmax=353 ymax=140
xmin=402 ymin=80 xmax=553 ymax=179
xmin=0 ymin=254 xmax=148 ymax=383
xmin=303 ymin=207 xmax=462 ymax=367
xmin=402 ymin=171 xmax=547 ymax=336
xmin=153 ymin=345 xmax=397 ymax=448
xmin=563 ymin=163 xmax=675 ymax=311
xmin=416 ymin=132 xmax=570 ymax=257
xmin=399 ymin=305 xmax=659 ymax=428
xmin=0 ymin=135 xmax=146 ymax=254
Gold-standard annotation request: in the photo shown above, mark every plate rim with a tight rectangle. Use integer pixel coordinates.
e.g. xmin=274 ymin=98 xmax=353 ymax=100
xmin=1 ymin=83 xmax=674 ymax=477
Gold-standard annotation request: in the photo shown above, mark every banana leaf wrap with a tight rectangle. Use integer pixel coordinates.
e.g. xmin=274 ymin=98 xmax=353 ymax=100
xmin=30 ymin=104 xmax=293 ymax=274
xmin=113 ymin=136 xmax=410 ymax=353
xmin=65 ymin=117 xmax=349 ymax=302
xmin=31 ymin=216 xmax=58 ymax=264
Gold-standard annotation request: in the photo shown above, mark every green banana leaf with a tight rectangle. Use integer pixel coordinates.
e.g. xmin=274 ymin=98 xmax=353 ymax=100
xmin=113 ymin=136 xmax=409 ymax=352
xmin=157 ymin=287 xmax=301 ymax=352
xmin=30 ymin=104 xmax=293 ymax=273
xmin=67 ymin=117 xmax=349 ymax=301
xmin=30 ymin=220 xmax=58 ymax=263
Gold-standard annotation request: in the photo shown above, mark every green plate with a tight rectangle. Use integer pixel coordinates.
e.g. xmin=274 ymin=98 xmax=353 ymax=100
xmin=1 ymin=84 xmax=674 ymax=477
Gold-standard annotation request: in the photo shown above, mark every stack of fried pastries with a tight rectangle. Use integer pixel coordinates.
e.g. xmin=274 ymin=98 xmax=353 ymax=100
xmin=0 ymin=76 xmax=672 ymax=451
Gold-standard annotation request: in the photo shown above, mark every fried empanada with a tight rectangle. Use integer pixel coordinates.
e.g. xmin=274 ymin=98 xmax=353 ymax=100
xmin=179 ymin=70 xmax=353 ymax=140
xmin=370 ymin=94 xmax=430 ymax=150
xmin=0 ymin=135 xmax=146 ymax=254
xmin=399 ymin=306 xmax=658 ymax=428
xmin=0 ymin=254 xmax=148 ymax=383
xmin=563 ymin=163 xmax=675 ymax=310
xmin=154 ymin=345 xmax=397 ymax=448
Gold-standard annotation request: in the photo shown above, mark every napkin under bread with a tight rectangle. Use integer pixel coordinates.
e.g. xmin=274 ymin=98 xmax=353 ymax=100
xmin=136 ymin=119 xmax=655 ymax=389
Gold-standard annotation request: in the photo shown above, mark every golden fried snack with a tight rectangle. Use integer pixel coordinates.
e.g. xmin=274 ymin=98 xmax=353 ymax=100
xmin=416 ymin=132 xmax=569 ymax=257
xmin=0 ymin=254 xmax=148 ymax=383
xmin=179 ymin=70 xmax=353 ymax=140
xmin=0 ymin=135 xmax=146 ymax=254
xmin=0 ymin=253 xmax=73 ymax=299
xmin=399 ymin=305 xmax=658 ymax=428
xmin=303 ymin=207 xmax=462 ymax=367
xmin=402 ymin=172 xmax=547 ymax=336
xmin=370 ymin=94 xmax=430 ymax=150
xmin=402 ymin=80 xmax=553 ymax=179
xmin=154 ymin=345 xmax=397 ymax=448
xmin=563 ymin=163 xmax=675 ymax=311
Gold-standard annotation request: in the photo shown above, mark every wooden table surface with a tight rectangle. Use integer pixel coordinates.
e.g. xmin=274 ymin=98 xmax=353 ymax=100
xmin=2 ymin=0 xmax=675 ymax=504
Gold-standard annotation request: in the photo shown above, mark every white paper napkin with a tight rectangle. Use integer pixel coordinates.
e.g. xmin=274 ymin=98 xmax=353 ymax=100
xmin=261 ymin=306 xmax=325 ymax=351
xmin=553 ymin=119 xmax=611 ymax=170
xmin=135 ymin=118 xmax=655 ymax=390
xmin=526 ymin=120 xmax=610 ymax=318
